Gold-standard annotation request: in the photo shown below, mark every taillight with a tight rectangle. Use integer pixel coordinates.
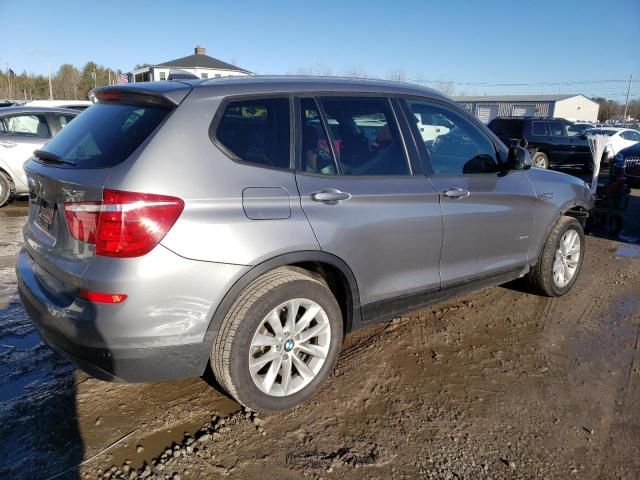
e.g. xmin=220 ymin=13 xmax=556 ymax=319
xmin=64 ymin=189 xmax=184 ymax=257
xmin=79 ymin=289 xmax=127 ymax=304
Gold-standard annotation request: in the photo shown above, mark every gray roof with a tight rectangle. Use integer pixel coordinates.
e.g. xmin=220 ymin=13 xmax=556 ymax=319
xmin=103 ymin=76 xmax=450 ymax=104
xmin=156 ymin=54 xmax=252 ymax=74
xmin=453 ymin=94 xmax=588 ymax=103
xmin=198 ymin=75 xmax=448 ymax=98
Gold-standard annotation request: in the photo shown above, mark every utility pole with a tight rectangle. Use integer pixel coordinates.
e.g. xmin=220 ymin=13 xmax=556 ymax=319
xmin=622 ymin=74 xmax=632 ymax=125
xmin=48 ymin=63 xmax=53 ymax=100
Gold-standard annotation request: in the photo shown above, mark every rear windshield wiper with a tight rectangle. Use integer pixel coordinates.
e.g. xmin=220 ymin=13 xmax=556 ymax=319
xmin=33 ymin=149 xmax=77 ymax=166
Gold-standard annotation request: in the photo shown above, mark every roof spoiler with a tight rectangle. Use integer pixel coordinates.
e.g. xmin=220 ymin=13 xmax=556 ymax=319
xmin=89 ymin=81 xmax=194 ymax=107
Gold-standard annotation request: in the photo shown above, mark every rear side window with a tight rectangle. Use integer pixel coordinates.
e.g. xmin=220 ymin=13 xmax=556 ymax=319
xmin=215 ymin=98 xmax=291 ymax=169
xmin=488 ymin=119 xmax=523 ymax=137
xmin=39 ymin=103 xmax=170 ymax=168
xmin=531 ymin=121 xmax=548 ymax=136
xmin=0 ymin=114 xmax=50 ymax=138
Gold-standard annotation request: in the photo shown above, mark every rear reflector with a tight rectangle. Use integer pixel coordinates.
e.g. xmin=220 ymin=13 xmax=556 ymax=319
xmin=64 ymin=189 xmax=184 ymax=257
xmin=79 ymin=289 xmax=127 ymax=304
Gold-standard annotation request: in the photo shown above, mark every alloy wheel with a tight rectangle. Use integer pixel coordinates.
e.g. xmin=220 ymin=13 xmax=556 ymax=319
xmin=552 ymin=229 xmax=581 ymax=288
xmin=249 ymin=298 xmax=331 ymax=397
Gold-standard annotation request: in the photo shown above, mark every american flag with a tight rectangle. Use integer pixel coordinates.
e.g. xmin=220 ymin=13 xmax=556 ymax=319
xmin=118 ymin=72 xmax=128 ymax=84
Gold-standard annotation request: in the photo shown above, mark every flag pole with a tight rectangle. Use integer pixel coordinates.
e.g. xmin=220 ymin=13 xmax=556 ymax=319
xmin=48 ymin=63 xmax=53 ymax=100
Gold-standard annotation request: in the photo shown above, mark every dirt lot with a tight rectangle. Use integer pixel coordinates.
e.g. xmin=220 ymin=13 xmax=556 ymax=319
xmin=1 ymin=183 xmax=639 ymax=480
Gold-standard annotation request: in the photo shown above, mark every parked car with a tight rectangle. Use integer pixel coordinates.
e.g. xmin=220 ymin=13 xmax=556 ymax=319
xmin=570 ymin=122 xmax=594 ymax=133
xmin=585 ymin=127 xmax=640 ymax=164
xmin=487 ymin=117 xmax=592 ymax=169
xmin=25 ymin=100 xmax=92 ymax=111
xmin=611 ymin=142 xmax=640 ymax=186
xmin=0 ymin=106 xmax=79 ymax=207
xmin=17 ymin=78 xmax=593 ymax=412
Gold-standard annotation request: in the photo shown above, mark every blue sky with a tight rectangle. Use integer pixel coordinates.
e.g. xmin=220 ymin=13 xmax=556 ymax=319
xmin=1 ymin=0 xmax=638 ymax=99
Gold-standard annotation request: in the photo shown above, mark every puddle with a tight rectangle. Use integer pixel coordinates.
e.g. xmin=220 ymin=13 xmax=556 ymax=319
xmin=108 ymin=396 xmax=240 ymax=470
xmin=615 ymin=245 xmax=640 ymax=258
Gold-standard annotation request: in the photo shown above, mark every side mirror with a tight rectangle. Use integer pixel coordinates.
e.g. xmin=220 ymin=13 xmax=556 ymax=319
xmin=507 ymin=145 xmax=532 ymax=171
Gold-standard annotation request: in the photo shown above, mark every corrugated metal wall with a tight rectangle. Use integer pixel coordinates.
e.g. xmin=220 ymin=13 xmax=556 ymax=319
xmin=457 ymin=101 xmax=554 ymax=123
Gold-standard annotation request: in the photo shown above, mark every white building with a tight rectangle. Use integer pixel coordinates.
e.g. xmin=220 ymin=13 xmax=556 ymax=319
xmin=454 ymin=94 xmax=599 ymax=123
xmin=131 ymin=46 xmax=253 ymax=83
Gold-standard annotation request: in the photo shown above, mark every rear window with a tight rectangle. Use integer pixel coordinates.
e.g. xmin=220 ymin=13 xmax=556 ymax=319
xmin=215 ymin=98 xmax=291 ymax=169
xmin=38 ymin=102 xmax=170 ymax=168
xmin=488 ymin=119 xmax=523 ymax=136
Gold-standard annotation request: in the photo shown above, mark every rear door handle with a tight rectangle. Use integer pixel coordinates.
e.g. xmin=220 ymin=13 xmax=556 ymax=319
xmin=0 ymin=141 xmax=17 ymax=148
xmin=442 ymin=187 xmax=470 ymax=199
xmin=311 ymin=189 xmax=351 ymax=204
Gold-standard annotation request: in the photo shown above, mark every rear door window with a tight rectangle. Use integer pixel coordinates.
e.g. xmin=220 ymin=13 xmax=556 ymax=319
xmin=300 ymin=98 xmax=337 ymax=175
xmin=488 ymin=119 xmax=523 ymax=137
xmin=215 ymin=97 xmax=291 ymax=169
xmin=318 ymin=97 xmax=409 ymax=176
xmin=38 ymin=102 xmax=171 ymax=168
xmin=548 ymin=121 xmax=565 ymax=136
xmin=531 ymin=121 xmax=548 ymax=136
xmin=0 ymin=114 xmax=50 ymax=138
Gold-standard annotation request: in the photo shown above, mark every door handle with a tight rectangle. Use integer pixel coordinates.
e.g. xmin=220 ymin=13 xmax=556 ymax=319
xmin=442 ymin=187 xmax=470 ymax=199
xmin=0 ymin=141 xmax=17 ymax=148
xmin=311 ymin=189 xmax=351 ymax=204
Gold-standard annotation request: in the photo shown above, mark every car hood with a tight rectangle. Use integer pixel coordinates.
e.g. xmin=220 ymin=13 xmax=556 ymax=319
xmin=525 ymin=167 xmax=594 ymax=208
xmin=619 ymin=142 xmax=640 ymax=156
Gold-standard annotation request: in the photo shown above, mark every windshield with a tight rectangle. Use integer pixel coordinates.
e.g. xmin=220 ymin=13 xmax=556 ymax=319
xmin=38 ymin=102 xmax=171 ymax=168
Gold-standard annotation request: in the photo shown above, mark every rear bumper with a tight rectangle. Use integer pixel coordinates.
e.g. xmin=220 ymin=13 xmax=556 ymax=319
xmin=16 ymin=246 xmax=246 ymax=382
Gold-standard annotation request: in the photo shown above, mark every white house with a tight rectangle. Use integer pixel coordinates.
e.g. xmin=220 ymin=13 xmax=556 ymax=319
xmin=453 ymin=94 xmax=599 ymax=123
xmin=131 ymin=46 xmax=253 ymax=83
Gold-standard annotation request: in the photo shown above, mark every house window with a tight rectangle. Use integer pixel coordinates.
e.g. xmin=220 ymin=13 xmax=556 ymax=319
xmin=215 ymin=74 xmax=222 ymax=78
xmin=159 ymin=71 xmax=166 ymax=81
xmin=201 ymin=73 xmax=208 ymax=79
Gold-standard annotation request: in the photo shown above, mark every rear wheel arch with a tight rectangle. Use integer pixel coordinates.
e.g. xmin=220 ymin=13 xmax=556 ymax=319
xmin=201 ymin=251 xmax=361 ymax=367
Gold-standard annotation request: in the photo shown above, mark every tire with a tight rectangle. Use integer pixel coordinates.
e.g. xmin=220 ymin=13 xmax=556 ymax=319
xmin=0 ymin=172 xmax=13 ymax=208
xmin=528 ymin=216 xmax=585 ymax=297
xmin=212 ymin=267 xmax=343 ymax=412
xmin=532 ymin=152 xmax=549 ymax=169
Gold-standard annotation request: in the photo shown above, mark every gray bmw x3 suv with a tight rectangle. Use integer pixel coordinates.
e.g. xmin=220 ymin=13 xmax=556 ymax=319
xmin=17 ymin=77 xmax=593 ymax=412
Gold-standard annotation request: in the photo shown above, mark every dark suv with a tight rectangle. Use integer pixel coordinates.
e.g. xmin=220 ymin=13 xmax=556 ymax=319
xmin=488 ymin=117 xmax=592 ymax=170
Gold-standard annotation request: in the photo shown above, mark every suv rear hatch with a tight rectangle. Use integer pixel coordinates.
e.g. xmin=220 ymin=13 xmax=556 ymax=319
xmin=23 ymin=83 xmax=192 ymax=290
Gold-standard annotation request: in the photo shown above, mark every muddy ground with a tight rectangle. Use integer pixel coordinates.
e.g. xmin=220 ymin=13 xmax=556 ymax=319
xmin=1 ymin=181 xmax=639 ymax=480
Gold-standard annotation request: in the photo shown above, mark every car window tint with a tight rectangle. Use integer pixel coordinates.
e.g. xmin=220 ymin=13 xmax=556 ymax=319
xmin=566 ymin=124 xmax=583 ymax=137
xmin=0 ymin=114 xmax=50 ymax=138
xmin=531 ymin=121 xmax=547 ymax=136
xmin=300 ymin=98 xmax=337 ymax=175
xmin=548 ymin=121 xmax=565 ymax=136
xmin=406 ymin=100 xmax=498 ymax=175
xmin=216 ymin=98 xmax=290 ymax=169
xmin=319 ymin=97 xmax=409 ymax=176
xmin=488 ymin=119 xmax=523 ymax=136
xmin=57 ymin=114 xmax=76 ymax=129
xmin=39 ymin=103 xmax=170 ymax=168
xmin=622 ymin=130 xmax=640 ymax=141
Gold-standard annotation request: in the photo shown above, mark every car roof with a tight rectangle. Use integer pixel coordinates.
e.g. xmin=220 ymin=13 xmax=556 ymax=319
xmin=101 ymin=75 xmax=450 ymax=101
xmin=488 ymin=116 xmax=570 ymax=121
xmin=0 ymin=106 xmax=80 ymax=116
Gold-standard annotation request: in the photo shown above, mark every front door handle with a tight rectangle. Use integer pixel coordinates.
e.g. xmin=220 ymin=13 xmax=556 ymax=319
xmin=0 ymin=141 xmax=17 ymax=148
xmin=442 ymin=187 xmax=470 ymax=199
xmin=311 ymin=189 xmax=351 ymax=204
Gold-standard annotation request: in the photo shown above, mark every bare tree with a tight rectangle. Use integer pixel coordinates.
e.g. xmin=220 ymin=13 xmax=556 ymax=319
xmin=435 ymin=80 xmax=455 ymax=96
xmin=343 ymin=65 xmax=368 ymax=79
xmin=388 ymin=69 xmax=407 ymax=82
